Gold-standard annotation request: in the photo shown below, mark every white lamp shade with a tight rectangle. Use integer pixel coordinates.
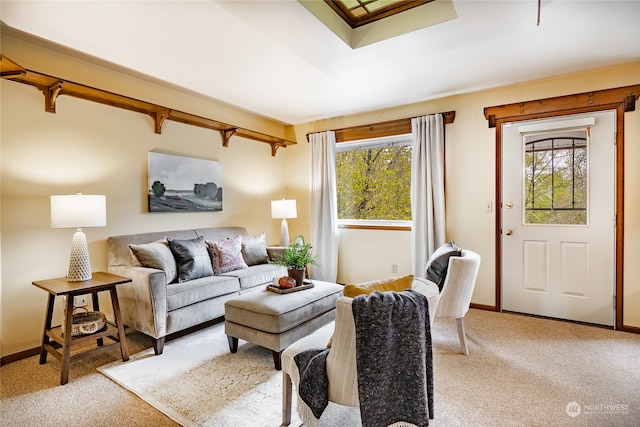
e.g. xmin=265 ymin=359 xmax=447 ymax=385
xmin=271 ymin=199 xmax=297 ymax=219
xmin=51 ymin=194 xmax=107 ymax=229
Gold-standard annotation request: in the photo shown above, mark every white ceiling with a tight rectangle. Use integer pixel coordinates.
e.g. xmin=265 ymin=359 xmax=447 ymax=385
xmin=1 ymin=1 xmax=639 ymax=125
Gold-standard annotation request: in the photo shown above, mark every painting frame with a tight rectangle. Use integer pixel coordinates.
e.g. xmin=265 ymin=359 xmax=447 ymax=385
xmin=147 ymin=152 xmax=223 ymax=212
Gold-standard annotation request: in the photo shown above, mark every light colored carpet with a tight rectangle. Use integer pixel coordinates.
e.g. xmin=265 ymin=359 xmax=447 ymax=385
xmin=1 ymin=329 xmax=178 ymax=427
xmin=6 ymin=309 xmax=637 ymax=426
xmin=433 ymin=310 xmax=640 ymax=426
xmin=96 ymin=309 xmax=640 ymax=426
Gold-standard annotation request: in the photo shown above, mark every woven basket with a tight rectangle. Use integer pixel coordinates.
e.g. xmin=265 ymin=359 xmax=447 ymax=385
xmin=62 ymin=307 xmax=107 ymax=336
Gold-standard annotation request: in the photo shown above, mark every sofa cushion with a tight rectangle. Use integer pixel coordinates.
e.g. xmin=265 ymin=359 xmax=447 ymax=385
xmin=222 ymin=263 xmax=288 ymax=290
xmin=426 ymin=241 xmax=462 ymax=291
xmin=166 ymin=275 xmax=240 ymax=311
xmin=167 ymin=236 xmax=214 ymax=282
xmin=129 ymin=240 xmax=177 ymax=285
xmin=206 ymin=235 xmax=248 ymax=274
xmin=343 ymin=275 xmax=414 ymax=298
xmin=241 ymin=233 xmax=269 ymax=266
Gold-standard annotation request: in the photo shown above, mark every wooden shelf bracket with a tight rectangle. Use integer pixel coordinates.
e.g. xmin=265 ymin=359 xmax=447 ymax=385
xmin=44 ymin=80 xmax=63 ymax=113
xmin=153 ymin=109 xmax=170 ymax=134
xmin=221 ymin=128 xmax=237 ymax=147
xmin=270 ymin=142 xmax=287 ymax=157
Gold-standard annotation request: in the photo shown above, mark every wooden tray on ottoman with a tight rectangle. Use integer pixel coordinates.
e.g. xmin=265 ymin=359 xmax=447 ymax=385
xmin=267 ymin=281 xmax=314 ymax=294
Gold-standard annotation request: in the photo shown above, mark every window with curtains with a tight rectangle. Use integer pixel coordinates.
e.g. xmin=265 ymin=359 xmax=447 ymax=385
xmin=335 ymin=134 xmax=412 ymax=227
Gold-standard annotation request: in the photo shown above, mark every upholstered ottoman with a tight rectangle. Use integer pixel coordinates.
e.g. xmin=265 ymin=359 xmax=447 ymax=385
xmin=224 ymin=280 xmax=343 ymax=369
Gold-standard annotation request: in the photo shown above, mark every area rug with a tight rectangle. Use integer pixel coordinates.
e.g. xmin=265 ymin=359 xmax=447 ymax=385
xmin=98 ymin=322 xmax=302 ymax=427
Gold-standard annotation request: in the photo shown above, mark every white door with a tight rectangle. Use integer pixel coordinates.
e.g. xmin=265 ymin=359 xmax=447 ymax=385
xmin=502 ymin=110 xmax=615 ymax=326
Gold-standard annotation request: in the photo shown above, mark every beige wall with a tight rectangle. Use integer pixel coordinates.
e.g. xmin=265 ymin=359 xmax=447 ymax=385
xmin=2 ymin=32 xmax=639 ymax=358
xmin=0 ymin=35 xmax=297 ymax=357
xmin=292 ymin=61 xmax=640 ymax=328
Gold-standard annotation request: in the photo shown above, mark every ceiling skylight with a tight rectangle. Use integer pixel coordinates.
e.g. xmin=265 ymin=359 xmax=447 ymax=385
xmin=299 ymin=0 xmax=457 ymax=48
xmin=326 ymin=0 xmax=433 ymax=28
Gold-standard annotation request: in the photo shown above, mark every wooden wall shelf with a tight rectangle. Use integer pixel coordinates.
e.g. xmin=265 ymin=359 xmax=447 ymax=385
xmin=0 ymin=54 xmax=296 ymax=156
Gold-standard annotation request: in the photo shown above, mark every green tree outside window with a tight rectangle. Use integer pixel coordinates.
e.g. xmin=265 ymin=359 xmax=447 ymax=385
xmin=336 ymin=136 xmax=412 ymax=222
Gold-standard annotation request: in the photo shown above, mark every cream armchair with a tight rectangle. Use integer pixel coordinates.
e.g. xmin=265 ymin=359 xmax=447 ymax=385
xmin=281 ymin=279 xmax=439 ymax=426
xmin=433 ymin=249 xmax=481 ymax=355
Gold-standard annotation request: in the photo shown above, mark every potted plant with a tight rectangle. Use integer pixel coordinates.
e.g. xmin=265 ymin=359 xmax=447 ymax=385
xmin=270 ymin=236 xmax=319 ymax=286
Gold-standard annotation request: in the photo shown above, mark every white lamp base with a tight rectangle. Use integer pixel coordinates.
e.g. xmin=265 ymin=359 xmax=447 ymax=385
xmin=280 ymin=218 xmax=290 ymax=247
xmin=67 ymin=229 xmax=92 ymax=282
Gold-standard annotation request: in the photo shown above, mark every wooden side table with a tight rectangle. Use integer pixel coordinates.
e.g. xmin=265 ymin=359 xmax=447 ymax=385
xmin=32 ymin=271 xmax=131 ymax=385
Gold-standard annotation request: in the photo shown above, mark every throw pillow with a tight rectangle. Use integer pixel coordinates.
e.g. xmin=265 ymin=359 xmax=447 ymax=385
xmin=167 ymin=236 xmax=214 ymax=282
xmin=206 ymin=235 xmax=248 ymax=275
xmin=343 ymin=274 xmax=414 ymax=298
xmin=426 ymin=241 xmax=462 ymax=291
xmin=241 ymin=233 xmax=268 ymax=266
xmin=327 ymin=275 xmax=414 ymax=348
xmin=129 ymin=240 xmax=178 ymax=285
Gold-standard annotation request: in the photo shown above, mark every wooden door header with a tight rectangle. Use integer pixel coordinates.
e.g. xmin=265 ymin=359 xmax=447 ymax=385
xmin=484 ymin=85 xmax=639 ymax=127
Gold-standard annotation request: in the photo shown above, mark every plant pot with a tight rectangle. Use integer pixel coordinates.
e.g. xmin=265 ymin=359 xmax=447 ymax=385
xmin=287 ymin=268 xmax=305 ymax=287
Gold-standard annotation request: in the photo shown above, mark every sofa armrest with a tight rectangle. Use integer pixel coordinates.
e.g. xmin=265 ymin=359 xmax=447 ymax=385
xmin=109 ymin=265 xmax=168 ymax=339
xmin=266 ymin=246 xmax=286 ymax=261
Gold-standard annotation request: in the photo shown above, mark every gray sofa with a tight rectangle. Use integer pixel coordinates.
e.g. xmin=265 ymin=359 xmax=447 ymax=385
xmin=107 ymin=227 xmax=287 ymax=355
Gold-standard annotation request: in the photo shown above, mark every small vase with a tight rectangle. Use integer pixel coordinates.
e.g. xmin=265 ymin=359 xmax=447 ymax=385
xmin=287 ymin=268 xmax=305 ymax=287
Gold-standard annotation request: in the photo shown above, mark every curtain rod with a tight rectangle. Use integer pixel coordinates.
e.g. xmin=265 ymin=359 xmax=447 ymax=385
xmin=306 ymin=111 xmax=455 ymax=143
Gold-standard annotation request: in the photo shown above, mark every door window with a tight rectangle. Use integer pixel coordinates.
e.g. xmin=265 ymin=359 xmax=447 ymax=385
xmin=523 ymin=129 xmax=588 ymax=225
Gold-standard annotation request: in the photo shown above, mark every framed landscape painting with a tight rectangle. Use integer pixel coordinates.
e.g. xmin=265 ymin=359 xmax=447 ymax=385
xmin=148 ymin=152 xmax=222 ymax=212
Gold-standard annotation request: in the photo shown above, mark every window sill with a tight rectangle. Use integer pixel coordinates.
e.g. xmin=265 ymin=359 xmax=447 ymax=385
xmin=338 ymin=220 xmax=411 ymax=231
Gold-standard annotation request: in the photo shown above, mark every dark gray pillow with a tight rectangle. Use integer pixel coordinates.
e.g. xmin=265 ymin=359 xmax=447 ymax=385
xmin=167 ymin=236 xmax=213 ymax=282
xmin=241 ymin=233 xmax=268 ymax=266
xmin=426 ymin=241 xmax=462 ymax=291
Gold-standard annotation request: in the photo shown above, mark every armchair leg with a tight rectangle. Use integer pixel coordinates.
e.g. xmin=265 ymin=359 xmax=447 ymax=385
xmin=282 ymin=372 xmax=292 ymax=426
xmin=456 ymin=317 xmax=469 ymax=355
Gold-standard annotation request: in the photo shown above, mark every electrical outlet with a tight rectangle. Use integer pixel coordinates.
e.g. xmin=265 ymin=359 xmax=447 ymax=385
xmin=391 ymin=264 xmax=398 ymax=273
xmin=73 ymin=295 xmax=89 ymax=307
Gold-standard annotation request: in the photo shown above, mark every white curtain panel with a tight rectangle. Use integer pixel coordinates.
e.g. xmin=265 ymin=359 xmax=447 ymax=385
xmin=309 ymin=131 xmax=339 ymax=282
xmin=411 ymin=114 xmax=446 ymax=278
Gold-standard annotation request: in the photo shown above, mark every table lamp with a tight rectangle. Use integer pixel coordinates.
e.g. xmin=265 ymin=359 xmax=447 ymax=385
xmin=51 ymin=193 xmax=107 ymax=281
xmin=271 ymin=199 xmax=297 ymax=247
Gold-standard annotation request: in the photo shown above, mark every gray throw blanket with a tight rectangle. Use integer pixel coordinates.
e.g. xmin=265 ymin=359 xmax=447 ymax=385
xmin=294 ymin=347 xmax=330 ymax=419
xmin=353 ymin=290 xmax=434 ymax=427
xmin=295 ymin=290 xmax=433 ymax=426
